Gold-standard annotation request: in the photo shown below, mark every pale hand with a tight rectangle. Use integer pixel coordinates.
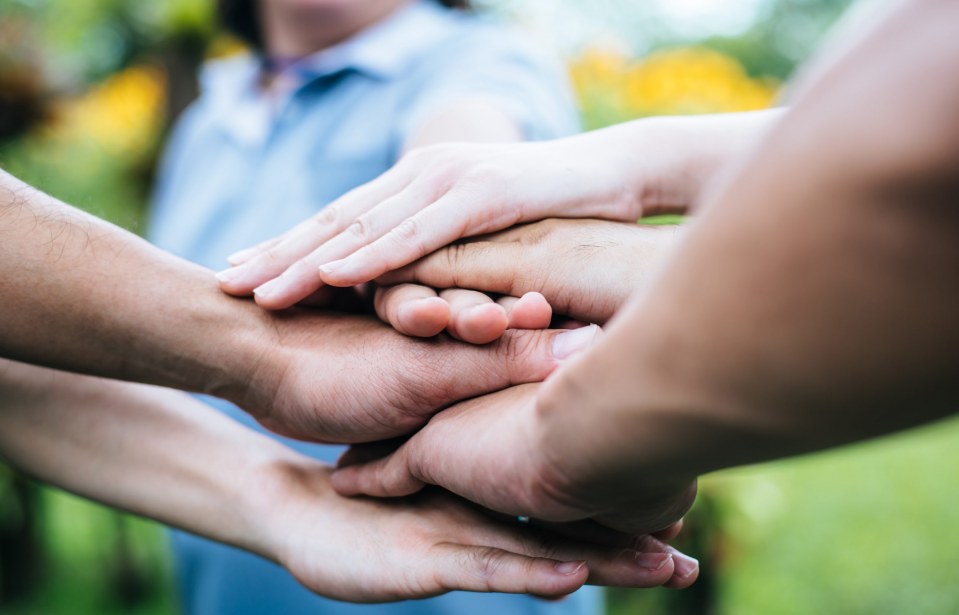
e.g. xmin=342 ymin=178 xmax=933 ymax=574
xmin=217 ymin=137 xmax=645 ymax=309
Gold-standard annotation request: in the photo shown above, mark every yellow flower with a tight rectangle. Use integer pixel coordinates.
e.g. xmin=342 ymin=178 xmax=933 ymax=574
xmin=54 ymin=65 xmax=167 ymax=159
xmin=569 ymin=46 xmax=779 ymax=127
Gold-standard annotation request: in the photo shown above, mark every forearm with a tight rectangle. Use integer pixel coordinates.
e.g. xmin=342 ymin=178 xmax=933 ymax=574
xmin=580 ymin=109 xmax=785 ymax=217
xmin=0 ymin=359 xmax=320 ymax=561
xmin=535 ymin=1 xmax=959 ymax=493
xmin=0 ymin=170 xmax=270 ymax=398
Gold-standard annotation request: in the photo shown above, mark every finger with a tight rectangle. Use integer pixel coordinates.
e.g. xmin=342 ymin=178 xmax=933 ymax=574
xmin=319 ymin=189 xmax=484 ymax=287
xmin=501 ymin=292 xmax=553 ymax=330
xmin=486 ymin=325 xmax=603 ymax=386
xmin=227 ymin=236 xmax=283 ymax=266
xmin=336 ymin=440 xmax=406 ymax=468
xmin=440 ymin=289 xmax=509 ymax=344
xmin=486 ymin=526 xmax=677 ymax=589
xmin=249 ymin=184 xmax=446 ymax=309
xmin=330 ymin=446 xmax=425 ymax=497
xmin=374 ymin=284 xmax=450 ymax=338
xmin=431 ymin=543 xmax=588 ymax=598
xmin=215 ymin=166 xmax=412 ymax=299
xmin=376 ymin=236 xmax=524 ymax=296
xmin=662 ymin=544 xmax=700 ymax=589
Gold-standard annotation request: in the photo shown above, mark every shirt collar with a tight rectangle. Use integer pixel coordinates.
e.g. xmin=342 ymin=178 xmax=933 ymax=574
xmin=200 ymin=0 xmax=458 ymax=97
xmin=197 ymin=0 xmax=459 ymax=147
xmin=291 ymin=0 xmax=459 ymax=81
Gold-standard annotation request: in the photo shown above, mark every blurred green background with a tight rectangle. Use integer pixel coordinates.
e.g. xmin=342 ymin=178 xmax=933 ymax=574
xmin=3 ymin=0 xmax=959 ymax=613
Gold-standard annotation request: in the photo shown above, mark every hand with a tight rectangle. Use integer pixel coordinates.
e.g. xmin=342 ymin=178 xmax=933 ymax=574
xmin=259 ymin=463 xmax=693 ymax=602
xmin=229 ymin=312 xmax=602 ymax=443
xmin=371 ymin=284 xmax=553 ymax=344
xmin=216 ymin=112 xmax=778 ymax=308
xmin=216 ymin=135 xmax=646 ymax=308
xmin=331 ymin=384 xmax=698 ymax=552
xmin=275 ymin=280 xmax=554 ymax=345
xmin=379 ymin=219 xmax=681 ymax=325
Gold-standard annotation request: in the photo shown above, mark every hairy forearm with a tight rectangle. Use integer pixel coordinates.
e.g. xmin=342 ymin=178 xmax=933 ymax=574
xmin=0 ymin=359 xmax=322 ymax=560
xmin=535 ymin=0 xmax=959 ymax=494
xmin=0 ymin=170 xmax=270 ymax=399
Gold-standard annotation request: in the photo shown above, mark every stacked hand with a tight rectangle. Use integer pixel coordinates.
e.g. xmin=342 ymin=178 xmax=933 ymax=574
xmin=216 ymin=137 xmax=647 ymax=309
xmin=230 ymin=310 xmax=601 ymax=443
xmin=330 ymin=385 xmax=698 ymax=570
xmin=268 ymin=466 xmax=698 ymax=601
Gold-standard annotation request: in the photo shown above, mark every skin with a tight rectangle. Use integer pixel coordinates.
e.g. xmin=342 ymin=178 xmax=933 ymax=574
xmin=0 ymin=170 xmax=598 ymax=443
xmin=219 ymin=110 xmax=782 ymax=309
xmin=377 ymin=218 xmax=684 ymax=324
xmin=217 ymin=0 xmax=550 ymax=342
xmin=331 ymin=0 xmax=959 ymax=544
xmin=0 ymin=359 xmax=695 ymax=602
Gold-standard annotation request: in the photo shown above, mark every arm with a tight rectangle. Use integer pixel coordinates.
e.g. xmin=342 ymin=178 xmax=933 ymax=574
xmin=0 ymin=168 xmax=261 ymax=398
xmin=331 ymin=0 xmax=959 ymax=535
xmin=0 ymin=169 xmax=595 ymax=443
xmin=533 ymin=0 xmax=959 ymax=512
xmin=0 ymin=359 xmax=688 ymax=601
xmin=218 ymin=109 xmax=781 ymax=308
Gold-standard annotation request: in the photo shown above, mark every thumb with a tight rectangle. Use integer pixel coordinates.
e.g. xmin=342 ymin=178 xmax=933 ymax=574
xmin=493 ymin=325 xmax=604 ymax=385
xmin=331 ymin=445 xmax=425 ymax=497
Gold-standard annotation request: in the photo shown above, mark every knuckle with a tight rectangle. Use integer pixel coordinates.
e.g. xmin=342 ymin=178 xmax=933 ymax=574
xmin=315 ymin=206 xmax=338 ymax=227
xmin=394 ymin=217 xmax=420 ymax=242
xmin=464 ymin=163 xmax=501 ymax=185
xmin=442 ymin=243 xmax=469 ymax=286
xmin=468 ymin=547 xmax=506 ymax=589
xmin=346 ymin=216 xmax=372 ymax=240
xmin=520 ymin=533 xmax=559 ymax=560
xmin=501 ymin=329 xmax=539 ymax=365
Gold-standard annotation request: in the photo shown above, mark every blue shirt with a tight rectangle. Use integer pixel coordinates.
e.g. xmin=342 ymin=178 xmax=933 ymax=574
xmin=149 ymin=2 xmax=597 ymax=614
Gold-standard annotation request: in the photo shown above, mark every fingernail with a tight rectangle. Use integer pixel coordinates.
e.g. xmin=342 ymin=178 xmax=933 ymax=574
xmin=671 ymin=552 xmax=699 ymax=578
xmin=552 ymin=324 xmax=602 ymax=361
xmin=253 ymin=277 xmax=281 ymax=299
xmin=215 ymin=267 xmax=242 ymax=284
xmin=635 ymin=552 xmax=672 ymax=571
xmin=554 ymin=561 xmax=586 ymax=575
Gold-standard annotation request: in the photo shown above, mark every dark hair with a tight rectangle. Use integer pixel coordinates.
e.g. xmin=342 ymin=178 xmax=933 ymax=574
xmin=218 ymin=0 xmax=471 ymax=50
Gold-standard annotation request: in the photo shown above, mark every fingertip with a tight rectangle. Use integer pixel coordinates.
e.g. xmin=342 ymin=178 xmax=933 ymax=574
xmin=215 ymin=266 xmax=253 ymax=295
xmin=396 ymin=297 xmax=450 ymax=337
xmin=663 ymin=550 xmax=699 ymax=589
xmin=454 ymin=303 xmax=509 ymax=344
xmin=252 ymin=285 xmax=296 ymax=310
xmin=538 ymin=560 xmax=589 ymax=597
xmin=320 ymin=257 xmax=371 ymax=287
xmin=507 ymin=292 xmax=553 ymax=330
xmin=329 ymin=468 xmax=362 ymax=496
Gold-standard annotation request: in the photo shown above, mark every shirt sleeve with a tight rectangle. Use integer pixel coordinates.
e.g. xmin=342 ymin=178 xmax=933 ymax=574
xmin=395 ymin=21 xmax=581 ymax=147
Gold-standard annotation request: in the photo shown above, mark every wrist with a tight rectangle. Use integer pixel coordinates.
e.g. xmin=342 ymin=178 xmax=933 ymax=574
xmin=238 ymin=446 xmax=334 ymax=564
xmin=535 ymin=339 xmax=697 ymax=499
xmin=151 ymin=268 xmax=287 ymax=416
